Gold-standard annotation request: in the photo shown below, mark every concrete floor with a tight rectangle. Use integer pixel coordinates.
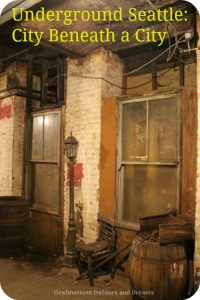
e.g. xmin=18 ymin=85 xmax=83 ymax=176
xmin=0 ymin=255 xmax=131 ymax=300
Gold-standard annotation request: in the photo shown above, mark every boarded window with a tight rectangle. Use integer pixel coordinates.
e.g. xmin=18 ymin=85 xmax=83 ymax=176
xmin=118 ymin=95 xmax=180 ymax=229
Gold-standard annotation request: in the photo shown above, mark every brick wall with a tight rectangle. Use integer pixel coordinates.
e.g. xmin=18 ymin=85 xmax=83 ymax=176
xmin=0 ymin=97 xmax=14 ymax=195
xmin=0 ymin=62 xmax=27 ymax=197
xmin=12 ymin=96 xmax=26 ymax=195
xmin=64 ymin=48 xmax=123 ymax=244
xmin=0 ymin=96 xmax=26 ymax=196
xmin=0 ymin=61 xmax=27 ymax=91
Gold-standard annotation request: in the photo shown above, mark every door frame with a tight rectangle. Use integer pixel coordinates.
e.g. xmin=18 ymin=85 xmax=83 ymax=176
xmin=24 ymin=106 xmax=65 ymax=253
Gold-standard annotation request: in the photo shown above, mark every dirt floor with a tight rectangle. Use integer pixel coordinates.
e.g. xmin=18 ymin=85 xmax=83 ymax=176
xmin=0 ymin=254 xmax=131 ymax=300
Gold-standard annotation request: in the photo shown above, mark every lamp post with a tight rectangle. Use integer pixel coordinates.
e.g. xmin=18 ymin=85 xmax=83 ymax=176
xmin=64 ymin=132 xmax=79 ymax=268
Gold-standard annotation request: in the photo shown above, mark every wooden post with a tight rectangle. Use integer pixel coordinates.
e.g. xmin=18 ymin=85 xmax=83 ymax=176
xmin=152 ymin=61 xmax=157 ymax=90
xmin=41 ymin=58 xmax=48 ymax=106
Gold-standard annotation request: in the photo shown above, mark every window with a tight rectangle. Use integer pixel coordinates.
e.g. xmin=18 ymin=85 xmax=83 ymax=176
xmin=30 ymin=111 xmax=60 ymax=214
xmin=118 ymin=94 xmax=180 ymax=229
xmin=27 ymin=56 xmax=65 ymax=112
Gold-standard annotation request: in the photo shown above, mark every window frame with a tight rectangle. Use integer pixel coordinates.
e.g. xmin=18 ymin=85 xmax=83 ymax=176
xmin=29 ymin=109 xmax=61 ymax=215
xmin=30 ymin=110 xmax=61 ymax=164
xmin=117 ymin=93 xmax=181 ymax=230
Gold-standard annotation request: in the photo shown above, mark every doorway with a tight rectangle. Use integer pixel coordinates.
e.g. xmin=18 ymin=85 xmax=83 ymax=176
xmin=28 ymin=109 xmax=63 ymax=254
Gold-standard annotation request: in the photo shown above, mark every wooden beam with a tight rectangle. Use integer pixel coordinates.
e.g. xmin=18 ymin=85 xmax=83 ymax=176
xmin=56 ymin=57 xmax=65 ymax=105
xmin=159 ymin=223 xmax=194 ymax=244
xmin=40 ymin=40 xmax=82 ymax=58
xmin=140 ymin=213 xmax=171 ymax=231
xmin=41 ymin=58 xmax=48 ymax=106
xmin=152 ymin=61 xmax=157 ymax=90
xmin=26 ymin=59 xmax=33 ymax=113
xmin=180 ymin=62 xmax=185 ymax=87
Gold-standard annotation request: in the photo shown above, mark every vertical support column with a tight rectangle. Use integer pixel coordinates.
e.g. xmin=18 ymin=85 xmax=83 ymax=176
xmin=64 ymin=48 xmax=123 ymax=245
xmin=180 ymin=62 xmax=185 ymax=87
xmin=0 ymin=62 xmax=27 ymax=197
xmin=57 ymin=57 xmax=65 ymax=105
xmin=151 ymin=61 xmax=157 ymax=90
xmin=65 ymin=160 xmax=77 ymax=267
xmin=194 ymin=13 xmax=200 ymax=290
xmin=41 ymin=58 xmax=48 ymax=106
xmin=26 ymin=59 xmax=33 ymax=113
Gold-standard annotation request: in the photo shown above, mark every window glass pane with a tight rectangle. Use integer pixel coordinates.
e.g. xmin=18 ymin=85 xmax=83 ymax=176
xmin=44 ymin=114 xmax=59 ymax=161
xmin=31 ymin=116 xmax=43 ymax=160
xmin=32 ymin=164 xmax=59 ymax=212
xmin=122 ymin=165 xmax=178 ymax=226
xmin=149 ymin=98 xmax=177 ymax=162
xmin=122 ymin=102 xmax=147 ymax=161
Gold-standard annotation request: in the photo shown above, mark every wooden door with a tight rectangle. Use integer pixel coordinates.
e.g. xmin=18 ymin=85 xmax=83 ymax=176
xmin=29 ymin=110 xmax=63 ymax=254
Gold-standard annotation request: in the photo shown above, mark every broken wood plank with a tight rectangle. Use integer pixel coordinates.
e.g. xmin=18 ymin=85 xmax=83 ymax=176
xmin=159 ymin=223 xmax=194 ymax=244
xmin=140 ymin=212 xmax=173 ymax=231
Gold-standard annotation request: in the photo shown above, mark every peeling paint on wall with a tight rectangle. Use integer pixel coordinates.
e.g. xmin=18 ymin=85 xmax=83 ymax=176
xmin=0 ymin=98 xmax=13 ymax=121
xmin=75 ymin=202 xmax=84 ymax=240
xmin=67 ymin=163 xmax=84 ymax=186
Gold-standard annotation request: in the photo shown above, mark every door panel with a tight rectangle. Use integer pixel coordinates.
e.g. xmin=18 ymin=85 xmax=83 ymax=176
xmin=31 ymin=116 xmax=43 ymax=160
xmin=43 ymin=114 xmax=59 ymax=161
xmin=32 ymin=164 xmax=60 ymax=213
xmin=29 ymin=110 xmax=63 ymax=254
xmin=30 ymin=212 xmax=63 ymax=254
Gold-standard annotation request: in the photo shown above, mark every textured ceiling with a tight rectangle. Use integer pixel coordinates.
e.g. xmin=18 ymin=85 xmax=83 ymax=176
xmin=0 ymin=0 xmax=196 ymax=58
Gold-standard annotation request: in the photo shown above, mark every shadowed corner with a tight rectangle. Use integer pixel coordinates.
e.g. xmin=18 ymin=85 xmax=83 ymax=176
xmin=186 ymin=283 xmax=200 ymax=300
xmin=184 ymin=0 xmax=200 ymax=14
xmin=0 ymin=284 xmax=16 ymax=300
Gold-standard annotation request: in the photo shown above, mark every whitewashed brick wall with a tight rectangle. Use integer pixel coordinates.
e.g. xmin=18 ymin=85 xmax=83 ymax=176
xmin=0 ymin=96 xmax=26 ymax=197
xmin=12 ymin=96 xmax=26 ymax=196
xmin=64 ymin=48 xmax=123 ymax=244
xmin=0 ymin=61 xmax=27 ymax=197
xmin=0 ymin=97 xmax=14 ymax=195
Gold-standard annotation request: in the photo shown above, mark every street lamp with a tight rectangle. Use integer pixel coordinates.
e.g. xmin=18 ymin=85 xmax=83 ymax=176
xmin=64 ymin=132 xmax=79 ymax=268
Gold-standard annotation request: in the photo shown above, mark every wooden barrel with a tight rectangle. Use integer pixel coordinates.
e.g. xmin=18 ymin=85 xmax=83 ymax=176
xmin=129 ymin=238 xmax=188 ymax=300
xmin=0 ymin=196 xmax=29 ymax=257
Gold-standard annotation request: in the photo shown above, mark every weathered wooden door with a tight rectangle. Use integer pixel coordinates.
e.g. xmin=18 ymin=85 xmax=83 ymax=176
xmin=28 ymin=109 xmax=63 ymax=254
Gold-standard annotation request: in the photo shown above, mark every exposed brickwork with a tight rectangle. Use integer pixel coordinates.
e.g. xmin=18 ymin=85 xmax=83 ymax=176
xmin=0 ymin=97 xmax=13 ymax=120
xmin=64 ymin=48 xmax=123 ymax=244
xmin=0 ymin=97 xmax=14 ymax=195
xmin=0 ymin=62 xmax=27 ymax=197
xmin=0 ymin=61 xmax=27 ymax=91
xmin=0 ymin=96 xmax=26 ymax=197
xmin=12 ymin=96 xmax=26 ymax=196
